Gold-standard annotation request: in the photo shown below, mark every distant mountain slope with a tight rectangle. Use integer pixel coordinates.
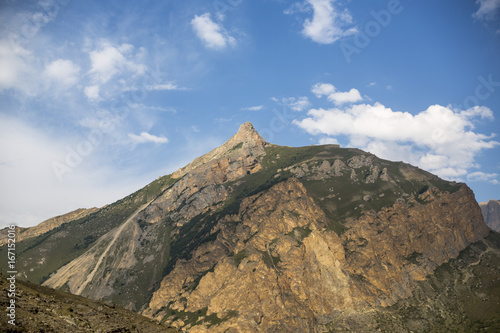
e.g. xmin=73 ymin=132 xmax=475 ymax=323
xmin=0 ymin=207 xmax=98 ymax=247
xmin=0 ymin=273 xmax=176 ymax=332
xmin=0 ymin=122 xmax=496 ymax=332
xmin=480 ymin=199 xmax=500 ymax=232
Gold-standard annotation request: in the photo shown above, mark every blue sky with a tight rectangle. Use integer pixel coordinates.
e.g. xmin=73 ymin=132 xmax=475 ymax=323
xmin=1 ymin=0 xmax=499 ymax=228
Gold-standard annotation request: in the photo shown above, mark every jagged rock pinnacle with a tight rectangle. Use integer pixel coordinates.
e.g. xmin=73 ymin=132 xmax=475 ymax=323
xmin=172 ymin=122 xmax=267 ymax=179
xmin=232 ymin=121 xmax=267 ymax=148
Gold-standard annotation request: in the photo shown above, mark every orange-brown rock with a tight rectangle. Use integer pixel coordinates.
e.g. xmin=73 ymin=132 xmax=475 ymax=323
xmin=143 ymin=179 xmax=489 ymax=332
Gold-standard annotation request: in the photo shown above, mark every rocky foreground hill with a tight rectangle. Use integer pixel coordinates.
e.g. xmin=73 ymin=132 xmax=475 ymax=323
xmin=480 ymin=199 xmax=500 ymax=232
xmin=0 ymin=273 xmax=175 ymax=332
xmin=1 ymin=122 xmax=499 ymax=332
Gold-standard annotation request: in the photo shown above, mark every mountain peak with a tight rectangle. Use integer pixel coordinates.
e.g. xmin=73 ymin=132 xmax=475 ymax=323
xmin=172 ymin=122 xmax=267 ymax=179
xmin=232 ymin=121 xmax=267 ymax=147
xmin=237 ymin=121 xmax=257 ymax=135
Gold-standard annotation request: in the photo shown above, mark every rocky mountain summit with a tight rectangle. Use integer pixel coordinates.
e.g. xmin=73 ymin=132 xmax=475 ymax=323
xmin=1 ymin=122 xmax=499 ymax=332
xmin=480 ymin=199 xmax=500 ymax=232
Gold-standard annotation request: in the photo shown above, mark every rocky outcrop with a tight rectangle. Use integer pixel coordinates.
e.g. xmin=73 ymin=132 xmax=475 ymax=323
xmin=480 ymin=199 xmax=500 ymax=232
xmin=342 ymin=185 xmax=489 ymax=308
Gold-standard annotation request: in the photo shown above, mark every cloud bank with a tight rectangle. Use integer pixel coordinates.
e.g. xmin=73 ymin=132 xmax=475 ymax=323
xmin=294 ymin=83 xmax=499 ymax=183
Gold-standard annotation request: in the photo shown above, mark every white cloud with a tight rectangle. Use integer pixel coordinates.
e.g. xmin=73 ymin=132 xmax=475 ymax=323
xmin=467 ymin=171 xmax=499 ymax=184
xmin=473 ymin=0 xmax=500 ymax=20
xmin=79 ymin=110 xmax=122 ymax=133
xmin=44 ymin=59 xmax=80 ymax=86
xmin=128 ymin=132 xmax=168 ymax=144
xmin=241 ymin=105 xmax=264 ymax=111
xmin=318 ymin=137 xmax=339 ymax=145
xmin=88 ymin=40 xmax=146 ymax=83
xmin=145 ymin=82 xmax=185 ymax=91
xmin=312 ymin=83 xmax=336 ymax=96
xmin=84 ymin=85 xmax=100 ymax=101
xmin=460 ymin=105 xmax=494 ymax=120
xmin=0 ymin=39 xmax=37 ymax=94
xmin=191 ymin=13 xmax=236 ymax=50
xmin=295 ymin=102 xmax=499 ymax=181
xmin=272 ymin=96 xmax=311 ymax=111
xmin=89 ymin=44 xmax=126 ymax=83
xmin=128 ymin=103 xmax=177 ymax=113
xmin=298 ymin=0 xmax=356 ymax=44
xmin=312 ymin=83 xmax=362 ymax=105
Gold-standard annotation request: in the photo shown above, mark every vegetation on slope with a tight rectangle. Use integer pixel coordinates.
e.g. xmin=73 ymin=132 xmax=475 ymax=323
xmin=0 ymin=273 xmax=176 ymax=332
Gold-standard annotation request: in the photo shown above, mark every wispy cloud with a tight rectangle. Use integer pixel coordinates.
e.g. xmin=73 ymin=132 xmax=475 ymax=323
xmin=272 ymin=96 xmax=310 ymax=111
xmin=473 ymin=0 xmax=500 ymax=20
xmin=129 ymin=103 xmax=177 ymax=113
xmin=44 ymin=59 xmax=80 ymax=86
xmin=288 ymin=0 xmax=356 ymax=44
xmin=191 ymin=13 xmax=236 ymax=50
xmin=0 ymin=39 xmax=37 ymax=94
xmin=128 ymin=132 xmax=169 ymax=144
xmin=241 ymin=105 xmax=264 ymax=111
xmin=84 ymin=85 xmax=100 ymax=101
xmin=145 ymin=82 xmax=185 ymax=91
xmin=467 ymin=171 xmax=500 ymax=184
xmin=88 ymin=41 xmax=146 ymax=84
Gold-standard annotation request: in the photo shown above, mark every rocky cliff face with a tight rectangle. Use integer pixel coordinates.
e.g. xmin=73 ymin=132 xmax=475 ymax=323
xmin=142 ymin=181 xmax=488 ymax=332
xmin=1 ymin=122 xmax=495 ymax=332
xmin=480 ymin=199 xmax=500 ymax=232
